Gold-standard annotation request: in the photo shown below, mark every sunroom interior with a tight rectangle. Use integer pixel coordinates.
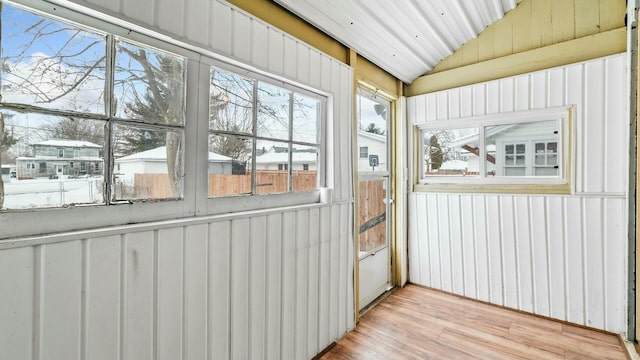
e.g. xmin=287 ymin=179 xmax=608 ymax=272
xmin=0 ymin=0 xmax=638 ymax=359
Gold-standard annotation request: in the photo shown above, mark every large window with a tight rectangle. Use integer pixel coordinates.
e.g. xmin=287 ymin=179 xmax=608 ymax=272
xmin=208 ymin=66 xmax=323 ymax=197
xmin=0 ymin=3 xmax=185 ymax=209
xmin=418 ymin=108 xmax=570 ymax=186
xmin=0 ymin=1 xmax=328 ymax=238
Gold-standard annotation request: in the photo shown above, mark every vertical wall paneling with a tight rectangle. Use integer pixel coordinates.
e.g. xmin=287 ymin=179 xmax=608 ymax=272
xmin=156 ymin=0 xmax=184 ymax=37
xmin=249 ymin=217 xmax=267 ymax=360
xmin=0 ymin=247 xmax=33 ymax=360
xmin=184 ymin=224 xmax=209 ymax=359
xmin=318 ymin=205 xmax=332 ymax=348
xmin=85 ymin=236 xmax=121 ymax=360
xmin=307 ymin=208 xmax=320 ymax=359
xmin=407 ymin=54 xmax=628 ymax=333
xmin=208 ymin=221 xmax=230 ymax=360
xmin=123 ymin=232 xmax=155 ymax=360
xmin=295 ymin=210 xmax=309 ymax=360
xmin=40 ymin=241 xmax=83 ymax=360
xmin=265 ymin=213 xmax=283 ymax=360
xmin=230 ymin=219 xmax=250 ymax=360
xmin=2 ymin=0 xmax=356 ymax=358
xmin=156 ymin=228 xmax=184 ymax=360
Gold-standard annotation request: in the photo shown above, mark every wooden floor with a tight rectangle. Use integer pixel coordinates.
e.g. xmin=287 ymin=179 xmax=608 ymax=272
xmin=321 ymin=285 xmax=627 ymax=360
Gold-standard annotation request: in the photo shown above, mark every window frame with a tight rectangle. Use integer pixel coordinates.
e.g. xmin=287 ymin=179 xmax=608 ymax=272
xmin=201 ymin=58 xmax=327 ymax=215
xmin=0 ymin=0 xmax=200 ymax=239
xmin=0 ymin=0 xmax=331 ymax=239
xmin=416 ymin=107 xmax=572 ymax=190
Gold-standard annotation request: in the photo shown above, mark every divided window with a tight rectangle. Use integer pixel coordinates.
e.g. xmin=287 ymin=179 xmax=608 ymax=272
xmin=418 ymin=108 xmax=569 ymax=186
xmin=208 ymin=66 xmax=323 ymax=197
xmin=0 ymin=3 xmax=185 ymax=209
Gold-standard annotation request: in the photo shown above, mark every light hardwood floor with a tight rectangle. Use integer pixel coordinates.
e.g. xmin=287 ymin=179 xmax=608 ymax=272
xmin=321 ymin=285 xmax=627 ymax=360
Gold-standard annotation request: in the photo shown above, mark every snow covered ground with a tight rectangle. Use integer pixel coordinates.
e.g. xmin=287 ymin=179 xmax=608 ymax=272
xmin=3 ymin=177 xmax=104 ymax=209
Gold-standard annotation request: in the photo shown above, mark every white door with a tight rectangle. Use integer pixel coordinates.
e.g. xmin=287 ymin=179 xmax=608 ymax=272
xmin=55 ymin=165 xmax=63 ymax=177
xmin=357 ymin=87 xmax=392 ymax=311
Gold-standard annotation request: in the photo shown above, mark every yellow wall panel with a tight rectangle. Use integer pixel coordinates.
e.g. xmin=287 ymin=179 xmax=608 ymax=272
xmin=512 ymin=0 xmax=533 ymax=53
xmin=575 ymin=0 xmax=600 ymax=38
xmin=478 ymin=26 xmax=496 ymax=62
xmin=532 ymin=0 xmax=553 ymax=47
xmin=551 ymin=0 xmax=576 ymax=43
xmin=600 ymin=0 xmax=626 ymax=32
xmin=493 ymin=11 xmax=514 ymax=58
xmin=462 ymin=37 xmax=479 ymax=66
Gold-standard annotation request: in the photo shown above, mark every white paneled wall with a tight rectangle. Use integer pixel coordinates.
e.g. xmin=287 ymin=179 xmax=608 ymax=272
xmin=0 ymin=204 xmax=354 ymax=360
xmin=407 ymin=54 xmax=629 ymax=333
xmin=1 ymin=1 xmax=355 ymax=359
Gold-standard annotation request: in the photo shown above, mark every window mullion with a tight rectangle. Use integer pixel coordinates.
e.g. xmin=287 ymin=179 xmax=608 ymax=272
xmin=479 ymin=126 xmax=486 ymax=179
xmin=104 ymin=34 xmax=115 ymax=204
xmin=288 ymin=92 xmax=293 ymax=192
xmin=251 ymin=80 xmax=258 ymax=195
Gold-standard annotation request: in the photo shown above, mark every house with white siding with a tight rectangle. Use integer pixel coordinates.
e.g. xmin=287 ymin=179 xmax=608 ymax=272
xmin=1 ymin=0 xmax=639 ymax=359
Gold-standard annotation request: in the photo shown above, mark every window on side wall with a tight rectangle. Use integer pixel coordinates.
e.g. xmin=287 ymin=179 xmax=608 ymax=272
xmin=416 ymin=107 xmax=571 ymax=190
xmin=207 ymin=65 xmax=324 ymax=199
xmin=0 ymin=3 xmax=186 ymax=210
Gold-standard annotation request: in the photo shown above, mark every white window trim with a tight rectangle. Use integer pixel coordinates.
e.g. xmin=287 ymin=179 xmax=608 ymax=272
xmin=416 ymin=107 xmax=572 ymax=186
xmin=200 ymin=57 xmax=327 ymax=215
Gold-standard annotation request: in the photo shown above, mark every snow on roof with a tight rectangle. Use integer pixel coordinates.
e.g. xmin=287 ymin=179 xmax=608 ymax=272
xmin=255 ymin=151 xmax=317 ymax=164
xmin=116 ymin=146 xmax=232 ymax=162
xmin=357 ymin=130 xmax=386 ymax=143
xmin=34 ymin=139 xmax=102 ymax=148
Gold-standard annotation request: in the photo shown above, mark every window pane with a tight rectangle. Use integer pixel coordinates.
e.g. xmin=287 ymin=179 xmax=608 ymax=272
xmin=1 ymin=4 xmax=107 ymax=114
xmin=487 ymin=120 xmax=558 ymax=177
xmin=423 ymin=128 xmax=480 ymax=176
xmin=210 ymin=69 xmax=253 ymax=134
xmin=208 ymin=134 xmax=251 ymax=197
xmin=254 ymin=140 xmax=290 ymax=194
xmin=548 ymin=142 xmax=557 ymax=153
xmin=257 ymin=82 xmax=290 ymax=140
xmin=293 ymin=94 xmax=319 ymax=143
xmin=112 ymin=124 xmax=183 ymax=200
xmin=548 ymin=154 xmax=557 ymax=165
xmin=113 ymin=39 xmax=185 ymax=125
xmin=1 ymin=110 xmax=105 ymax=209
xmin=292 ymin=146 xmax=317 ymax=192
xmin=505 ymin=167 xmax=526 ymax=176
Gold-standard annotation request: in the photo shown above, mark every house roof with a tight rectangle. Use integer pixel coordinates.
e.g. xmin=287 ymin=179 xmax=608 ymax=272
xmin=255 ymin=151 xmax=317 ymax=164
xmin=34 ymin=139 xmax=102 ymax=148
xmin=358 ymin=130 xmax=386 ymax=143
xmin=115 ymin=146 xmax=232 ymax=163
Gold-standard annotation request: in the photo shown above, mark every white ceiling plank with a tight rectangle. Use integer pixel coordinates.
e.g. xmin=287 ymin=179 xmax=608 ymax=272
xmin=273 ymin=0 xmax=520 ymax=83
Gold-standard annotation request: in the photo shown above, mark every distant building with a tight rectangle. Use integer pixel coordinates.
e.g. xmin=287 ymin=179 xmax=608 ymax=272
xmin=15 ymin=139 xmax=103 ymax=179
xmin=357 ymin=131 xmax=387 ymax=172
xmin=115 ymin=146 xmax=233 ymax=184
xmin=254 ymin=146 xmax=317 ymax=171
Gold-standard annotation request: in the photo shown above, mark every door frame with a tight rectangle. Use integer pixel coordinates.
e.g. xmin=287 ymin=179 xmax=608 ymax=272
xmin=354 ymin=82 xmax=398 ymax=315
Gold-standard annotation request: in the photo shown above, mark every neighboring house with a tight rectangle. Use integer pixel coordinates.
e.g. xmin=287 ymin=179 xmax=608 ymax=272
xmin=115 ymin=146 xmax=233 ymax=184
xmin=435 ymin=122 xmax=556 ymax=177
xmin=357 ymin=131 xmax=387 ymax=172
xmin=254 ymin=146 xmax=317 ymax=171
xmin=15 ymin=139 xmax=103 ymax=179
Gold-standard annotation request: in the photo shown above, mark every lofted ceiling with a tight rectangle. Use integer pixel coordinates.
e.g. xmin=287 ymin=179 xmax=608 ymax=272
xmin=274 ymin=0 xmax=521 ymax=84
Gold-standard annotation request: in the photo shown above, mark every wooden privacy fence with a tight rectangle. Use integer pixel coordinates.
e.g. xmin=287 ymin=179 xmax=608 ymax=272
xmin=358 ymin=179 xmax=387 ymax=253
xmin=127 ymin=171 xmax=317 ymax=198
